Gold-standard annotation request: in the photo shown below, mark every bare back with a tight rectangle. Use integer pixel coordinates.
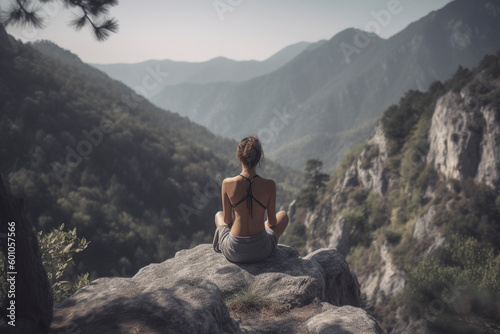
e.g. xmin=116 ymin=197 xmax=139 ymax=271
xmin=221 ymin=175 xmax=277 ymax=237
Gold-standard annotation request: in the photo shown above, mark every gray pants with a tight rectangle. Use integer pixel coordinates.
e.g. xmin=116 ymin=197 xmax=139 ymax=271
xmin=213 ymin=225 xmax=278 ymax=263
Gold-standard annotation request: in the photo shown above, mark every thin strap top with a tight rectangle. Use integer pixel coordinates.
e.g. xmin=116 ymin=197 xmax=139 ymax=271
xmin=231 ymin=174 xmax=267 ymax=218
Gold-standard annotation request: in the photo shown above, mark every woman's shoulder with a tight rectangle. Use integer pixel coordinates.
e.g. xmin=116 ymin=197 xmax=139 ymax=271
xmin=222 ymin=175 xmax=241 ymax=186
xmin=257 ymin=175 xmax=276 ymax=188
xmin=223 ymin=175 xmax=274 ymax=184
xmin=223 ymin=175 xmax=240 ymax=182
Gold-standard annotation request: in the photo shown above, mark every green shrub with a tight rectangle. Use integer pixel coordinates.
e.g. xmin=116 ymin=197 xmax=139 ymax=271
xmin=384 ymin=229 xmax=402 ymax=245
xmin=295 ymin=186 xmax=318 ymax=208
xmin=360 ymin=143 xmax=380 ymax=170
xmin=38 ymin=224 xmax=91 ymax=304
xmin=224 ymin=285 xmax=285 ymax=315
xmin=365 ymin=192 xmax=390 ymax=230
xmin=404 ymin=235 xmax=500 ymax=333
xmin=1 ymin=224 xmax=90 ymax=304
xmin=329 ymin=143 xmax=365 ymax=187
xmin=340 ymin=207 xmax=370 ymax=248
xmin=281 ymin=219 xmax=307 ymax=256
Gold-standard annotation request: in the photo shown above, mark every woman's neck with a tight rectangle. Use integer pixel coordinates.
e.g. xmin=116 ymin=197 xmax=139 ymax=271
xmin=241 ymin=165 xmax=257 ymax=177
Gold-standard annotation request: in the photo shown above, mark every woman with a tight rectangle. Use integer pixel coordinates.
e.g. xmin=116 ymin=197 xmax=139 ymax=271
xmin=213 ymin=136 xmax=289 ymax=263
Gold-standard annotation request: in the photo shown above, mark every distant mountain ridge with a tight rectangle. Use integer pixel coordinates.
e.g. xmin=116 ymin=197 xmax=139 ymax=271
xmin=108 ymin=0 xmax=500 ymax=172
xmin=91 ymin=41 xmax=312 ymax=88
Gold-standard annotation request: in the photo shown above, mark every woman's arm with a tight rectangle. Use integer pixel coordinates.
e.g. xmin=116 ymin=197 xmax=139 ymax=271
xmin=266 ymin=180 xmax=277 ymax=227
xmin=221 ymin=179 xmax=234 ymax=226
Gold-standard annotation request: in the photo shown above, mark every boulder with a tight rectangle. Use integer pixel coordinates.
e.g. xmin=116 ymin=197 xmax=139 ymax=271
xmin=326 ymin=216 xmax=350 ymax=257
xmin=134 ymin=244 xmax=328 ymax=308
xmin=307 ymin=303 xmax=383 ymax=334
xmin=50 ymin=277 xmax=238 ymax=334
xmin=51 ymin=244 xmax=382 ymax=333
xmin=426 ymin=89 xmax=500 ymax=191
xmin=413 ymin=205 xmax=445 ymax=254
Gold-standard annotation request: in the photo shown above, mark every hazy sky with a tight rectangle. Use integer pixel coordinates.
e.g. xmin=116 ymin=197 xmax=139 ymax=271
xmin=3 ymin=0 xmax=453 ymax=64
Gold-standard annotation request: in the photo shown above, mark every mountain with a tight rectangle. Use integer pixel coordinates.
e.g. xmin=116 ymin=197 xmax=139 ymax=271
xmin=0 ymin=24 xmax=302 ymax=279
xmin=136 ymin=0 xmax=500 ymax=172
xmin=289 ymin=52 xmax=500 ymax=333
xmin=91 ymin=41 xmax=312 ymax=93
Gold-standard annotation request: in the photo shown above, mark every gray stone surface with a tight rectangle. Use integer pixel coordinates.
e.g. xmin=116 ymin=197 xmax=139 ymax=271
xmin=304 ymin=248 xmax=360 ymax=307
xmin=427 ymin=91 xmax=484 ymax=180
xmin=50 ymin=244 xmax=382 ymax=333
xmin=134 ymin=244 xmax=327 ymax=307
xmin=327 ymin=216 xmax=350 ymax=257
xmin=413 ymin=205 xmax=445 ymax=254
xmin=307 ymin=304 xmax=383 ymax=334
xmin=428 ymin=89 xmax=500 ymax=190
xmin=357 ymin=124 xmax=390 ymax=196
xmin=51 ymin=277 xmax=239 ymax=334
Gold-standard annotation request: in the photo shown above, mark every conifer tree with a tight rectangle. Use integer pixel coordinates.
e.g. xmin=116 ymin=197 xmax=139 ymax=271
xmin=1 ymin=0 xmax=118 ymax=41
xmin=304 ymin=158 xmax=329 ymax=190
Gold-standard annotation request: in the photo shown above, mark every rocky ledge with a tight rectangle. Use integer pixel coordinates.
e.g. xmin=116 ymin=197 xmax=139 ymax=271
xmin=50 ymin=244 xmax=382 ymax=334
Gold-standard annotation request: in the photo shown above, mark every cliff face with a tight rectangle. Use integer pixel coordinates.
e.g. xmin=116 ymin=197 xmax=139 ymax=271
xmin=51 ymin=244 xmax=382 ymax=334
xmin=428 ymin=88 xmax=500 ymax=190
xmin=298 ymin=55 xmax=500 ymax=332
xmin=303 ymin=122 xmax=393 ymax=255
xmin=343 ymin=124 xmax=391 ymax=196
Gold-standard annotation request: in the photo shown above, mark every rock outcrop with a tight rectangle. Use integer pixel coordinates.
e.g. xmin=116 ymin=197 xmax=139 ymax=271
xmin=341 ymin=123 xmax=394 ymax=197
xmin=357 ymin=124 xmax=391 ymax=196
xmin=428 ymin=89 xmax=500 ymax=190
xmin=50 ymin=244 xmax=382 ymax=334
xmin=306 ymin=304 xmax=383 ymax=334
xmin=355 ymin=240 xmax=406 ymax=308
xmin=326 ymin=216 xmax=350 ymax=257
xmin=413 ymin=205 xmax=446 ymax=254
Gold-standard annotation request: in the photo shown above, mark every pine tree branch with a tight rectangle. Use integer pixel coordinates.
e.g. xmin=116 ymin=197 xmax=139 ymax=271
xmin=67 ymin=0 xmax=118 ymax=41
xmin=3 ymin=0 xmax=45 ymax=29
xmin=2 ymin=0 xmax=118 ymax=41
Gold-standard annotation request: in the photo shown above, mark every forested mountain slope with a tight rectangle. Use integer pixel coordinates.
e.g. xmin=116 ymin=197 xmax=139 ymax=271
xmin=145 ymin=0 xmax=500 ymax=172
xmin=0 ymin=25 xmax=301 ymax=278
xmin=290 ymin=52 xmax=500 ymax=333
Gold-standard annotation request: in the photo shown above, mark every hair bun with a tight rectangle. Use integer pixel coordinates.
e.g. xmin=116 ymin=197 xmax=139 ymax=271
xmin=236 ymin=136 xmax=263 ymax=167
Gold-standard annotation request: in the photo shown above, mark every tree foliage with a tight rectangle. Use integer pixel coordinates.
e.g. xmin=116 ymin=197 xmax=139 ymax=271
xmin=0 ymin=224 xmax=90 ymax=305
xmin=296 ymin=158 xmax=330 ymax=207
xmin=37 ymin=224 xmax=90 ymax=304
xmin=405 ymin=235 xmax=500 ymax=334
xmin=304 ymin=159 xmax=329 ymax=189
xmin=1 ymin=0 xmax=119 ymax=41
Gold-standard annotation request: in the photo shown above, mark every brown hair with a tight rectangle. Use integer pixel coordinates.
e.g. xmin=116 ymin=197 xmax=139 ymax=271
xmin=236 ymin=136 xmax=263 ymax=167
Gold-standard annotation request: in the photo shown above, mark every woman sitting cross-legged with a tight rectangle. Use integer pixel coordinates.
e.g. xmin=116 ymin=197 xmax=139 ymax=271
xmin=213 ymin=136 xmax=289 ymax=263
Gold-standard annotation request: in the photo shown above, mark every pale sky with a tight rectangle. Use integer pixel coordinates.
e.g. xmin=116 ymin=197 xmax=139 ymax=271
xmin=2 ymin=0 xmax=453 ymax=64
